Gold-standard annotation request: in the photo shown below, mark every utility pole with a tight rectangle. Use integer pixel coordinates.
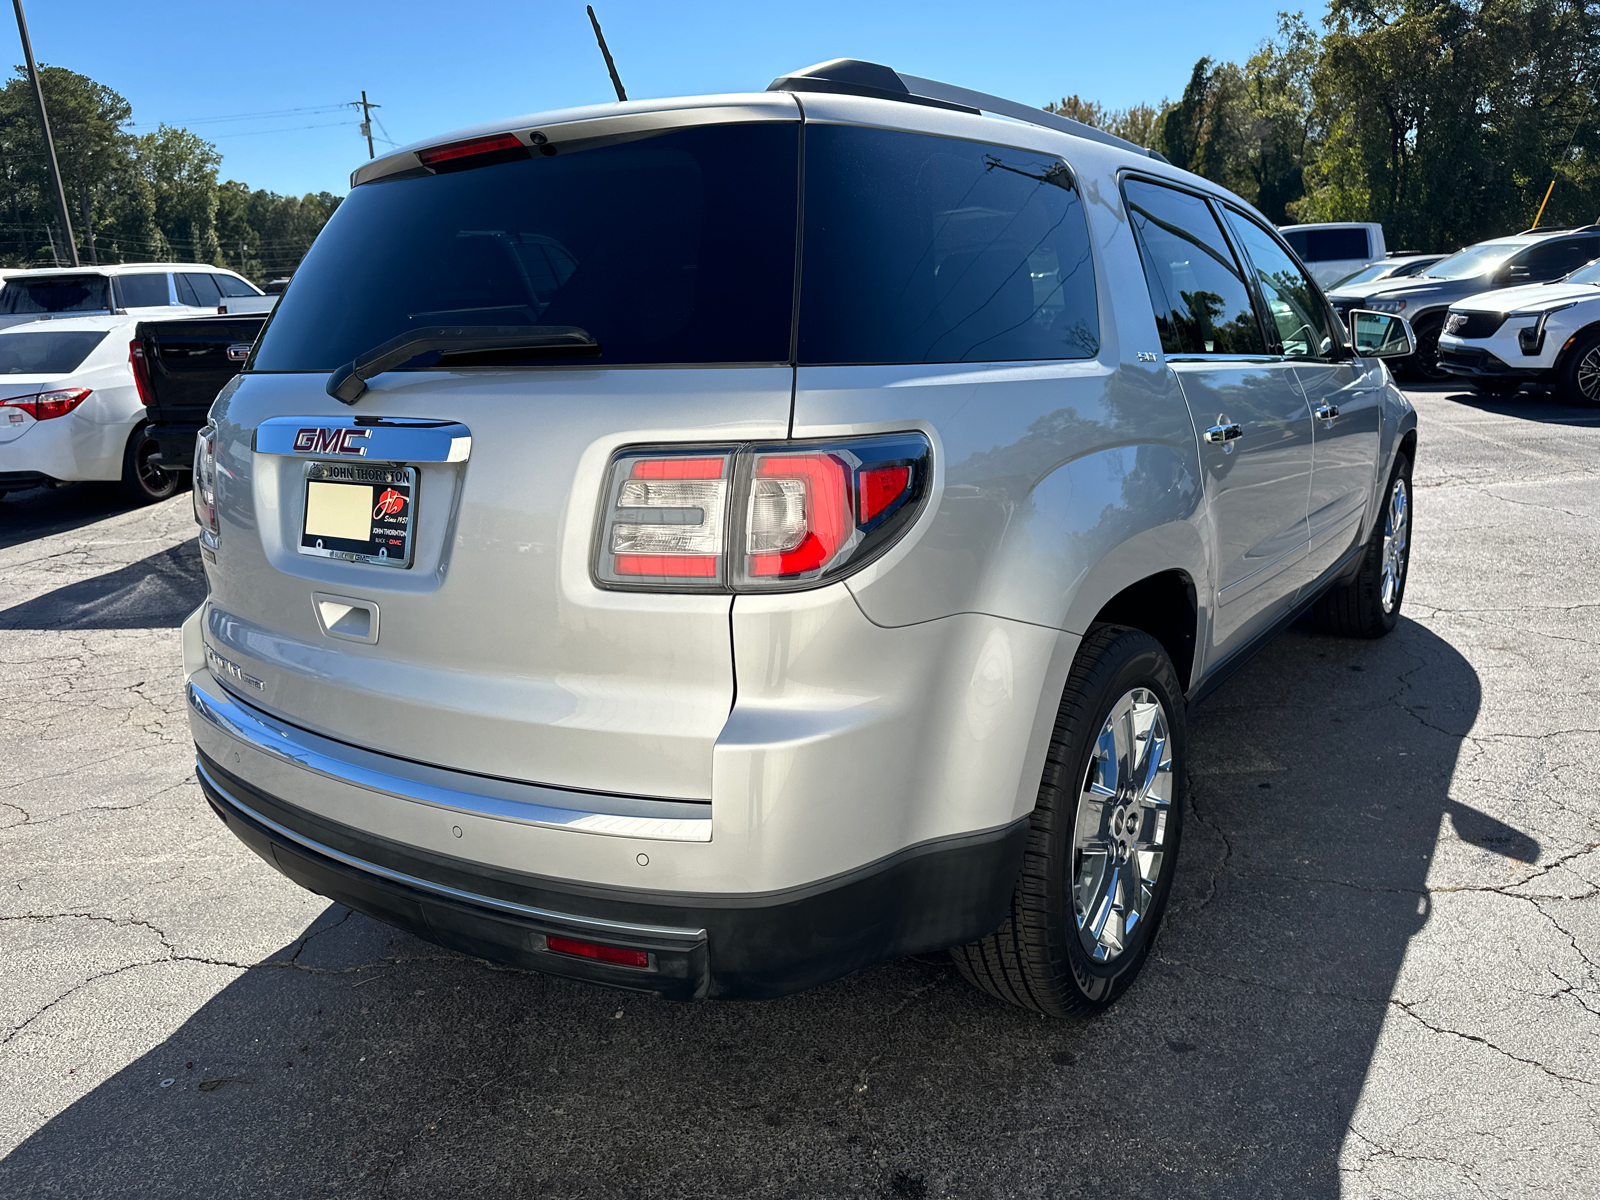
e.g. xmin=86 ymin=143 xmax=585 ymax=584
xmin=11 ymin=0 xmax=77 ymax=267
xmin=354 ymin=91 xmax=380 ymax=159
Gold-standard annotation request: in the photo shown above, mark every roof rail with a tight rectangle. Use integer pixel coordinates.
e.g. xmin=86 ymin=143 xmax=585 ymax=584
xmin=766 ymin=59 xmax=1169 ymax=164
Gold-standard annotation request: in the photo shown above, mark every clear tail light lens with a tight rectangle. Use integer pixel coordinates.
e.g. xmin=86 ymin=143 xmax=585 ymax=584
xmin=193 ymin=426 xmax=219 ymax=539
xmin=594 ymin=433 xmax=931 ymax=592
xmin=0 ymin=388 xmax=92 ymax=421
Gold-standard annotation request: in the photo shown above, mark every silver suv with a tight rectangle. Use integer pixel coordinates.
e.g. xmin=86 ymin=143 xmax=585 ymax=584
xmin=183 ymin=59 xmax=1418 ymax=1015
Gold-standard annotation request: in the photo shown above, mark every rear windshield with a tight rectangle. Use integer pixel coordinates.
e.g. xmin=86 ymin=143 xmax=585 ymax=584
xmin=0 ymin=330 xmax=109 ymax=374
xmin=1282 ymin=228 xmax=1370 ymax=262
xmin=0 ymin=276 xmax=111 ymax=315
xmin=252 ymin=124 xmax=800 ymax=370
xmin=798 ymin=126 xmax=1099 ymax=364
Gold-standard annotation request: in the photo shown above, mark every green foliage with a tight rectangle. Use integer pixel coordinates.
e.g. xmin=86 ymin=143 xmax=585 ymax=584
xmin=1053 ymin=3 xmax=1600 ymax=247
xmin=1046 ymin=96 xmax=1165 ymax=147
xmin=0 ymin=65 xmax=338 ymax=280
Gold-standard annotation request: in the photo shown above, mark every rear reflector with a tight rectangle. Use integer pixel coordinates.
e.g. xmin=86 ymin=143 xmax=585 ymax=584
xmin=546 ymin=936 xmax=650 ymax=969
xmin=417 ymin=133 xmax=525 ymax=166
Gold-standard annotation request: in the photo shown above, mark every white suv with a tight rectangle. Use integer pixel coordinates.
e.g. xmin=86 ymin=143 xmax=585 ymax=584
xmin=183 ymin=59 xmax=1418 ymax=1014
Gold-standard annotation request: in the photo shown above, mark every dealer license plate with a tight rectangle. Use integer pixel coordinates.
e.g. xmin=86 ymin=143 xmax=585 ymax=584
xmin=299 ymin=462 xmax=416 ymax=568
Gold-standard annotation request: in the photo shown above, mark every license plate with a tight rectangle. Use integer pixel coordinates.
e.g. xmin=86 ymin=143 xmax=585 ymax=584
xmin=299 ymin=462 xmax=416 ymax=568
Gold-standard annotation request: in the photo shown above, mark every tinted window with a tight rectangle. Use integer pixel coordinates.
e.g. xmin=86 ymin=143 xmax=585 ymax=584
xmin=253 ymin=124 xmax=799 ymax=371
xmin=115 ymin=273 xmax=172 ymax=307
xmin=1520 ymin=237 xmax=1600 ymax=281
xmin=1282 ymin=227 xmax=1370 ymax=262
xmin=213 ymin=274 xmax=260 ymax=297
xmin=1225 ymin=210 xmax=1335 ymax=358
xmin=0 ymin=276 xmax=111 ymax=315
xmin=1123 ymin=179 xmax=1264 ymax=356
xmin=0 ymin=330 xmax=109 ymax=374
xmin=797 ymin=127 xmax=1098 ymax=364
xmin=180 ymin=273 xmax=223 ymax=306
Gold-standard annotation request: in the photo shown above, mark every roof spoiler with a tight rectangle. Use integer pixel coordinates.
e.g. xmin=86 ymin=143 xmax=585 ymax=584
xmin=767 ymin=59 xmax=1169 ymax=163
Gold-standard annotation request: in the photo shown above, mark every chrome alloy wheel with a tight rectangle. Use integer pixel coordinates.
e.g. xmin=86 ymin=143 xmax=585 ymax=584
xmin=1578 ymin=346 xmax=1600 ymax=402
xmin=1381 ymin=477 xmax=1410 ymax=615
xmin=1071 ymin=687 xmax=1173 ymax=963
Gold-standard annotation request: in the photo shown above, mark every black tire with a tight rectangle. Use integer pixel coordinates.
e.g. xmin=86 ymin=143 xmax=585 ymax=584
xmin=1312 ymin=453 xmax=1412 ymax=638
xmin=1554 ymin=328 xmax=1600 ymax=406
xmin=117 ymin=424 xmax=184 ymax=505
xmin=1400 ymin=314 xmax=1448 ymax=382
xmin=951 ymin=625 xmax=1186 ymax=1017
xmin=1469 ymin=379 xmax=1520 ymax=396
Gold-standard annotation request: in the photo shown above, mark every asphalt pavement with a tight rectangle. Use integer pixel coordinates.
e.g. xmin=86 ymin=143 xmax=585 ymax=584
xmin=1 ymin=383 xmax=1596 ymax=1199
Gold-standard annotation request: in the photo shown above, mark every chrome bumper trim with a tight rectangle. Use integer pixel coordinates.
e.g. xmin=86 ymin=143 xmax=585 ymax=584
xmin=186 ymin=672 xmax=713 ymax=843
xmin=197 ymin=759 xmax=706 ymax=946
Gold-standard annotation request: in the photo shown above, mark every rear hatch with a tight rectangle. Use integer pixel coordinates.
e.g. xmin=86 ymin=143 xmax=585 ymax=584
xmin=138 ymin=316 xmax=266 ymax=424
xmin=201 ymin=105 xmax=800 ymax=800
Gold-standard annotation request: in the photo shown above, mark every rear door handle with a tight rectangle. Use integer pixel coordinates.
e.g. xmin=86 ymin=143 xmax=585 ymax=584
xmin=1204 ymin=423 xmax=1243 ymax=445
xmin=1315 ymin=404 xmax=1340 ymax=421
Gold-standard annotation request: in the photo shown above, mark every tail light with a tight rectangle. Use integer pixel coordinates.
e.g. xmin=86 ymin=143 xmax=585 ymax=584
xmin=129 ymin=340 xmax=154 ymax=405
xmin=193 ymin=426 xmax=219 ymax=540
xmin=0 ymin=388 xmax=92 ymax=421
xmin=594 ymin=433 xmax=931 ymax=592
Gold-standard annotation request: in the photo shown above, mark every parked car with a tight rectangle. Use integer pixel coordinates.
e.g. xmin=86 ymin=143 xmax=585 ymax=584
xmin=132 ymin=315 xmax=267 ymax=474
xmin=1327 ymin=253 xmax=1444 ymax=292
xmin=1334 ymin=226 xmax=1600 ymax=380
xmin=1436 ymin=256 xmax=1600 ymax=402
xmin=0 ymin=315 xmax=184 ymax=503
xmin=0 ymin=263 xmax=267 ymax=332
xmin=1278 ymin=222 xmax=1387 ymax=288
xmin=182 ymin=58 xmax=1418 ymax=1014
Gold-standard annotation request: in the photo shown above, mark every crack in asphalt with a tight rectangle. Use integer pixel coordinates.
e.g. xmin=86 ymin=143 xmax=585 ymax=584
xmin=1390 ymin=999 xmax=1600 ymax=1089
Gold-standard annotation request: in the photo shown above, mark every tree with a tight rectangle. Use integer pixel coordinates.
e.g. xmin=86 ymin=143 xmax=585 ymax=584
xmin=1047 ymin=96 xmax=1166 ymax=148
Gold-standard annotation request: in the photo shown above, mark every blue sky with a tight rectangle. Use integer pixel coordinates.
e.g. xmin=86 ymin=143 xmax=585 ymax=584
xmin=16 ymin=1 xmax=1323 ymax=197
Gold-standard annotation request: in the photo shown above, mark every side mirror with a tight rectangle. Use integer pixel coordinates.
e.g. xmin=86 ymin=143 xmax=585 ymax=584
xmin=1505 ymin=265 xmax=1533 ymax=282
xmin=1347 ymin=310 xmax=1416 ymax=358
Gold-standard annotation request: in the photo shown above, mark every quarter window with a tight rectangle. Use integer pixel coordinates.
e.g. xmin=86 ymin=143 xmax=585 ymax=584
xmin=798 ymin=126 xmax=1099 ymax=364
xmin=114 ymin=274 xmax=172 ymax=308
xmin=1224 ymin=209 xmax=1336 ymax=359
xmin=1122 ymin=179 xmax=1264 ymax=356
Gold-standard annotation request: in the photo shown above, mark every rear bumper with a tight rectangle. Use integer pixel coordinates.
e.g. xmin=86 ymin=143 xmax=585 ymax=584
xmin=147 ymin=420 xmax=203 ymax=468
xmin=197 ymin=747 xmax=1027 ymax=1000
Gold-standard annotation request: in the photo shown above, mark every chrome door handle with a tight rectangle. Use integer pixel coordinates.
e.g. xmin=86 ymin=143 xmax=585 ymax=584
xmin=1204 ymin=423 xmax=1243 ymax=445
xmin=1315 ymin=404 xmax=1340 ymax=421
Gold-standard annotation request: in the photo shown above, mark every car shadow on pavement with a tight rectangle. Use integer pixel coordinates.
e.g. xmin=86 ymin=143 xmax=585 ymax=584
xmin=1438 ymin=385 xmax=1600 ymax=424
xmin=0 ymin=484 xmax=170 ymax=553
xmin=0 ymin=543 xmax=205 ymax=631
xmin=0 ymin=618 xmax=1522 ymax=1199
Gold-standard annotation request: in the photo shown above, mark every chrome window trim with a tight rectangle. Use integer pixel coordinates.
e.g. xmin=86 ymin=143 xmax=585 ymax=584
xmin=196 ymin=759 xmax=706 ymax=947
xmin=187 ymin=671 xmax=714 ymax=843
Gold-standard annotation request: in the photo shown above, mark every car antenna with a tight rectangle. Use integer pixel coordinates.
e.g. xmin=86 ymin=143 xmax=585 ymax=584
xmin=586 ymin=6 xmax=627 ymax=103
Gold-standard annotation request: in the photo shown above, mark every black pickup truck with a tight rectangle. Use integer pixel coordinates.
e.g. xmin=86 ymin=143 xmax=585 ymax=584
xmin=133 ymin=315 xmax=266 ymax=471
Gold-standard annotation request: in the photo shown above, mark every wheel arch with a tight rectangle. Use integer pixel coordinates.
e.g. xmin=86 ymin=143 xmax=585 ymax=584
xmin=1087 ymin=570 xmax=1200 ymax=692
xmin=1550 ymin=319 xmax=1600 ymax=378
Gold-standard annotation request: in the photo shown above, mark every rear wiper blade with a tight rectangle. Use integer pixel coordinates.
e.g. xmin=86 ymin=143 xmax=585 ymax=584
xmin=326 ymin=325 xmax=598 ymax=403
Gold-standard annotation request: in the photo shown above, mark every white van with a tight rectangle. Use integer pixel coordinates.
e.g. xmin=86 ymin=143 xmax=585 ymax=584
xmin=1279 ymin=223 xmax=1388 ymax=289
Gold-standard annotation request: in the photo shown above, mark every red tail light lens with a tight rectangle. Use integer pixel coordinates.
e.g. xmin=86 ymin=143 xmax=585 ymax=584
xmin=129 ymin=340 xmax=154 ymax=406
xmin=1 ymin=387 xmax=92 ymax=421
xmin=595 ymin=449 xmax=734 ymax=587
xmin=193 ymin=426 xmax=219 ymax=538
xmin=417 ymin=132 xmax=526 ymax=168
xmin=594 ymin=433 xmax=931 ymax=592
xmin=545 ymin=936 xmax=651 ymax=969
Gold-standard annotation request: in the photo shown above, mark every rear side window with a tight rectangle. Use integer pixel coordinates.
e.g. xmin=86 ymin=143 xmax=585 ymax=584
xmin=1122 ymin=179 xmax=1264 ymax=356
xmin=1282 ymin=228 xmax=1370 ymax=262
xmin=798 ymin=126 xmax=1099 ymax=364
xmin=252 ymin=123 xmax=800 ymax=371
xmin=114 ymin=274 xmax=172 ymax=308
xmin=177 ymin=273 xmax=223 ymax=306
xmin=0 ymin=276 xmax=111 ymax=315
xmin=213 ymin=274 xmax=260 ymax=297
xmin=0 ymin=330 xmax=109 ymax=374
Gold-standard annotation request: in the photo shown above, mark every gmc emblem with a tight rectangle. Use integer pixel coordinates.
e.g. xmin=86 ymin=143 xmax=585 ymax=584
xmin=293 ymin=427 xmax=370 ymax=456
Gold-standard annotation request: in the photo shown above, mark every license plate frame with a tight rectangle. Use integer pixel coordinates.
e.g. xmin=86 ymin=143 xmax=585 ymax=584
xmin=298 ymin=461 xmax=416 ymax=569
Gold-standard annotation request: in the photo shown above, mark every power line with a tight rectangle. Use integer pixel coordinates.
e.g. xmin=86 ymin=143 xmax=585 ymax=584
xmin=125 ymin=102 xmax=353 ymax=129
xmin=208 ymin=120 xmax=358 ymax=139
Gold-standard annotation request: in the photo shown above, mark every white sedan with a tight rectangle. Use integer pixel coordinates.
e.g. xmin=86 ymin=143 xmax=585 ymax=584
xmin=1437 ymin=258 xmax=1600 ymax=402
xmin=0 ymin=315 xmax=182 ymax=504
